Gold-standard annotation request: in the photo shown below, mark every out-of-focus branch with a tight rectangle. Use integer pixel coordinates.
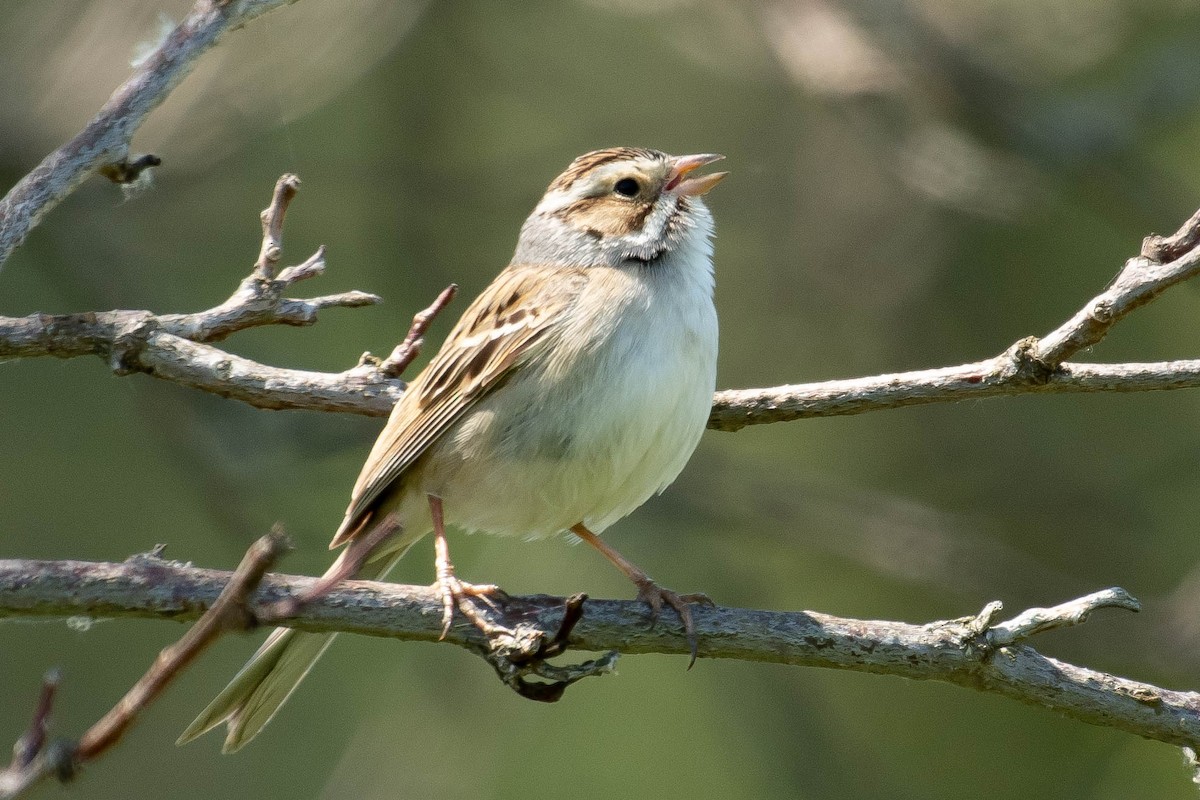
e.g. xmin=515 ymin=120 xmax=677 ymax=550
xmin=0 ymin=0 xmax=298 ymax=269
xmin=0 ymin=530 xmax=292 ymax=799
xmin=0 ymin=553 xmax=1194 ymax=757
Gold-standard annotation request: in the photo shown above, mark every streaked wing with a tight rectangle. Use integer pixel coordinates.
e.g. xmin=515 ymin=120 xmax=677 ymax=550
xmin=330 ymin=264 xmax=585 ymax=547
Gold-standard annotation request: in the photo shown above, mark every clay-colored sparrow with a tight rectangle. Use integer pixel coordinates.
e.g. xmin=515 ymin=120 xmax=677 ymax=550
xmin=179 ymin=147 xmax=727 ymax=752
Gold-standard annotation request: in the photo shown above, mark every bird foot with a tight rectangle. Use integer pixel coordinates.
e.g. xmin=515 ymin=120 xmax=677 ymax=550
xmin=434 ymin=572 xmax=504 ymax=640
xmin=633 ymin=578 xmax=714 ymax=668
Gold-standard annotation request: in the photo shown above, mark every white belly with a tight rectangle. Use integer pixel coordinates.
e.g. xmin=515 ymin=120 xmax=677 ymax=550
xmin=428 ymin=263 xmax=717 ymax=538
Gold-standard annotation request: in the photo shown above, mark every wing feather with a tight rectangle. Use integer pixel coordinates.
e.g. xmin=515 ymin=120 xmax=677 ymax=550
xmin=330 ymin=265 xmax=584 ymax=547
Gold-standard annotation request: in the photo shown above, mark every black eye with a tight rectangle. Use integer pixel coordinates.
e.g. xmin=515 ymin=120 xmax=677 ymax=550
xmin=613 ymin=178 xmax=640 ymax=197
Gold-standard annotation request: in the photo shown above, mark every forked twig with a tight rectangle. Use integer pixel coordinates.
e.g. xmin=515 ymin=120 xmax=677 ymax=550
xmin=0 ymin=174 xmax=463 ymax=416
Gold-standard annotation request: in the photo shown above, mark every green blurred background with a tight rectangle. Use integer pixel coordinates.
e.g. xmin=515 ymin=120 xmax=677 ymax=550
xmin=5 ymin=0 xmax=1200 ymax=796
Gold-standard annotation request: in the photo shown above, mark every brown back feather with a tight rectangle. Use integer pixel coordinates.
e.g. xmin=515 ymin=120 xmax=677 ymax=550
xmin=329 ymin=264 xmax=585 ymax=547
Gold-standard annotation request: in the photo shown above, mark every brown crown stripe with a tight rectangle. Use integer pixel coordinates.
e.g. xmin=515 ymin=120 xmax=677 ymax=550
xmin=548 ymin=147 xmax=664 ymax=192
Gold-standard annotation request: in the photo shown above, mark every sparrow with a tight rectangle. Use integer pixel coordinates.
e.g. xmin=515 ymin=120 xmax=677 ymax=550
xmin=179 ymin=147 xmax=727 ymax=752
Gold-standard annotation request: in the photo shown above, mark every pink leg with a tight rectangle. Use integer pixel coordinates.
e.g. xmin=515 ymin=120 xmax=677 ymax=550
xmin=429 ymin=494 xmax=501 ymax=639
xmin=571 ymin=524 xmax=713 ymax=667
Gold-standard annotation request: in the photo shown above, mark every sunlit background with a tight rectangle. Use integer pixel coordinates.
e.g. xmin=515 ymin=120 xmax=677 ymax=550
xmin=4 ymin=0 xmax=1200 ymax=797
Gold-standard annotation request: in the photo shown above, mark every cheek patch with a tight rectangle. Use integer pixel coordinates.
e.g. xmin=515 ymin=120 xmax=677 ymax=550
xmin=553 ymin=196 xmax=656 ymax=238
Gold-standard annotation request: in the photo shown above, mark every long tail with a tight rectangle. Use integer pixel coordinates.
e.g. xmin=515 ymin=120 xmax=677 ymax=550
xmin=177 ymin=537 xmax=410 ymax=753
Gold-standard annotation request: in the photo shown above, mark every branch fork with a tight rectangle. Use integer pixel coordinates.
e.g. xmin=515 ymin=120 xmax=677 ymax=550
xmin=8 ymin=183 xmax=1200 ymax=792
xmin=0 ymin=173 xmax=465 ymax=415
xmin=709 ymin=203 xmax=1200 ymax=430
xmin=11 ymin=176 xmax=1200 ymax=425
xmin=160 ymin=174 xmax=381 ymax=343
xmin=933 ymin=589 xmax=1143 ymax=668
xmin=0 ymin=537 xmax=617 ymax=797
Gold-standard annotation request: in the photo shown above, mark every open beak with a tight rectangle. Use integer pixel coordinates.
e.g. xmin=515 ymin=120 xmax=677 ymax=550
xmin=665 ymin=153 xmax=728 ymax=197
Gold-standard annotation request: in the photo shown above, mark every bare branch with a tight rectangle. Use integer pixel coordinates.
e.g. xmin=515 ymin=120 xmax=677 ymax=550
xmin=157 ymin=245 xmax=384 ymax=343
xmin=0 ymin=0 xmax=298 ymax=269
xmin=124 ymin=332 xmax=403 ymax=414
xmin=74 ymin=531 xmax=290 ymax=760
xmin=1142 ymin=206 xmax=1200 ymax=263
xmin=1034 ymin=251 xmax=1200 ymax=367
xmin=0 ymin=173 xmax=467 ymax=417
xmin=985 ymin=588 xmax=1141 ymax=647
xmin=378 ymin=283 xmax=459 ymax=378
xmin=0 ymin=555 xmax=1194 ymax=756
xmin=6 ymin=671 xmax=59 ymax=777
xmin=9 ymin=0 xmax=1197 ymax=791
xmin=710 ymin=210 xmax=1200 ymax=428
xmin=0 ymin=304 xmax=397 ymax=413
xmin=9 ymin=193 xmax=1200 ymax=426
xmin=253 ymin=175 xmax=301 ymax=279
xmin=708 ymin=356 xmax=1200 ymax=430
xmin=7 ymin=309 xmax=1200 ymax=423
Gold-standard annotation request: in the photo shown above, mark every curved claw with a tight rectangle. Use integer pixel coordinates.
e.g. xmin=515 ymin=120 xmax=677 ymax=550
xmin=634 ymin=580 xmax=709 ymax=669
xmin=433 ymin=574 xmax=503 ymax=639
xmin=437 ymin=579 xmax=456 ymax=640
xmin=677 ymin=592 xmax=716 ymax=608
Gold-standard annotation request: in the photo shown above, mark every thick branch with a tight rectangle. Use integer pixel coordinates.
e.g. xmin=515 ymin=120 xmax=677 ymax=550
xmin=1 ymin=556 xmax=1195 ymax=753
xmin=0 ymin=0 xmax=297 ymax=268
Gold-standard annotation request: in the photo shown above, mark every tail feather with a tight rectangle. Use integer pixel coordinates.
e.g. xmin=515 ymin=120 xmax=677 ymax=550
xmin=178 ymin=538 xmax=410 ymax=752
xmin=177 ymin=627 xmax=336 ymax=752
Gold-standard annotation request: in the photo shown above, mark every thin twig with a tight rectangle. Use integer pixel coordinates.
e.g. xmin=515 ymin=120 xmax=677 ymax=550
xmin=379 ymin=284 xmax=459 ymax=377
xmin=0 ymin=173 xmax=458 ymax=419
xmin=263 ymin=517 xmax=400 ymax=620
xmin=74 ymin=530 xmax=290 ymax=760
xmin=7 ymin=671 xmax=59 ymax=773
xmin=985 ymin=588 xmax=1141 ymax=647
xmin=1034 ymin=254 xmax=1200 ymax=368
xmin=253 ymin=175 xmax=300 ymax=279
